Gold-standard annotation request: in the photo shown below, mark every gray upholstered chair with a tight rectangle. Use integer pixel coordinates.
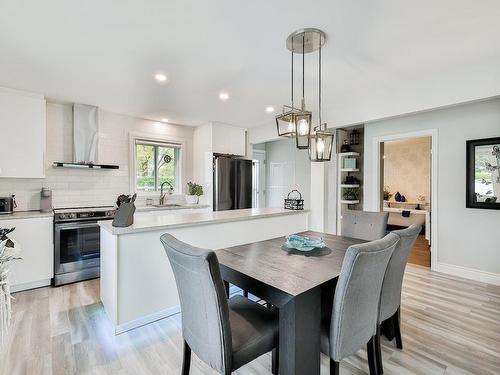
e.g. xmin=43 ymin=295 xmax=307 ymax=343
xmin=321 ymin=232 xmax=399 ymax=375
xmin=160 ymin=234 xmax=279 ymax=375
xmin=375 ymin=224 xmax=421 ymax=374
xmin=341 ymin=210 xmax=389 ymax=241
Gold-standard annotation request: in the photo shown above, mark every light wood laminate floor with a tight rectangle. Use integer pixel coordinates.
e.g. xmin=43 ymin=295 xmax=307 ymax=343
xmin=407 ymin=235 xmax=431 ymax=268
xmin=1 ymin=265 xmax=500 ymax=375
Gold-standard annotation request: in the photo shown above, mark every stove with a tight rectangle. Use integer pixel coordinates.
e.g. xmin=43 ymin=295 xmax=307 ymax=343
xmin=53 ymin=206 xmax=116 ymax=286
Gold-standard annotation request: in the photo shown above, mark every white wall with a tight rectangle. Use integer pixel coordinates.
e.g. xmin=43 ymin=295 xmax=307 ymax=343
xmin=0 ymin=102 xmax=194 ymax=210
xmin=364 ymin=98 xmax=500 ymax=281
xmin=265 ymin=139 xmax=311 ymax=210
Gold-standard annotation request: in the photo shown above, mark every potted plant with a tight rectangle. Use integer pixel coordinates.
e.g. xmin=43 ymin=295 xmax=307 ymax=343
xmin=383 ymin=186 xmax=393 ymax=201
xmin=0 ymin=227 xmax=21 ymax=345
xmin=186 ymin=182 xmax=203 ymax=205
xmin=342 ymin=187 xmax=359 ymax=201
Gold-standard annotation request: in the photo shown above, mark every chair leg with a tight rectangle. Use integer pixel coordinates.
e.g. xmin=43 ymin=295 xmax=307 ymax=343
xmin=182 ymin=340 xmax=191 ymax=375
xmin=224 ymin=281 xmax=230 ymax=298
xmin=394 ymin=307 xmax=403 ymax=350
xmin=243 ymin=290 xmax=249 ymax=298
xmin=330 ymin=359 xmax=339 ymax=375
xmin=375 ymin=325 xmax=384 ymax=374
xmin=272 ymin=348 xmax=279 ymax=375
xmin=367 ymin=337 xmax=379 ymax=375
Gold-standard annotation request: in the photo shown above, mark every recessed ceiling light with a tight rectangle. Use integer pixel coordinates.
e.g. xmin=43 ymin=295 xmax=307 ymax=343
xmin=265 ymin=106 xmax=275 ymax=113
xmin=154 ymin=73 xmax=167 ymax=83
xmin=219 ymin=92 xmax=229 ymax=101
xmin=161 ymin=118 xmax=169 ymax=123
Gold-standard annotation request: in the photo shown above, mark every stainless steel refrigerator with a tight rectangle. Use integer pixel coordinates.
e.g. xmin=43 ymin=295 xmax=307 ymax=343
xmin=213 ymin=156 xmax=253 ymax=211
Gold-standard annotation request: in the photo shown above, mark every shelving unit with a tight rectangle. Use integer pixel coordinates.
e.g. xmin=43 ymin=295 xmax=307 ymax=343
xmin=336 ymin=127 xmax=365 ymax=235
xmin=340 ymin=168 xmax=359 ymax=172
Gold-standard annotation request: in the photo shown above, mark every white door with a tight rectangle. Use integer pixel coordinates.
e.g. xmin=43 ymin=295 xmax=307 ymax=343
xmin=252 ymin=150 xmax=266 ymax=208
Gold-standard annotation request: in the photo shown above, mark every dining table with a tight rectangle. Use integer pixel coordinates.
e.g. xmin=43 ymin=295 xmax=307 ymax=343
xmin=216 ymin=230 xmax=365 ymax=375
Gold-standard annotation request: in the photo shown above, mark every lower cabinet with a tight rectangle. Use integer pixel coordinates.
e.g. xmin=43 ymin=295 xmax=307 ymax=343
xmin=2 ymin=216 xmax=53 ymax=292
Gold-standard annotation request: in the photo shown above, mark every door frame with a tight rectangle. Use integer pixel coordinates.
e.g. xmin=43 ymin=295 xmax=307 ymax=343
xmin=370 ymin=129 xmax=438 ymax=270
xmin=252 ymin=149 xmax=266 ymax=208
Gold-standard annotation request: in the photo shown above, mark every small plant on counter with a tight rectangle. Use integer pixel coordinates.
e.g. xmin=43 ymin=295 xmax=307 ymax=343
xmin=186 ymin=182 xmax=204 ymax=204
xmin=0 ymin=227 xmax=21 ymax=346
xmin=342 ymin=187 xmax=359 ymax=201
xmin=187 ymin=182 xmax=203 ymax=196
xmin=383 ymin=186 xmax=393 ymax=201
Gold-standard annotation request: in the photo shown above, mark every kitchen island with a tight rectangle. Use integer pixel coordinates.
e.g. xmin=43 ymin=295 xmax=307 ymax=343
xmin=98 ymin=207 xmax=309 ymax=334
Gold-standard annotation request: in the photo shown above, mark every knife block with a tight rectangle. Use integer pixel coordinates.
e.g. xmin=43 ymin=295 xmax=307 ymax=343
xmin=112 ymin=202 xmax=136 ymax=227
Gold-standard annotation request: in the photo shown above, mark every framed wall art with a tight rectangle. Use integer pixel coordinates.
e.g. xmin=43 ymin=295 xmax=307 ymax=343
xmin=466 ymin=137 xmax=500 ymax=209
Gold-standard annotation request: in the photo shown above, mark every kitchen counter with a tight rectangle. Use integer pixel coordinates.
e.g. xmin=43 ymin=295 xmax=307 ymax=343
xmin=99 ymin=207 xmax=310 ymax=333
xmin=135 ymin=204 xmax=210 ymax=213
xmin=0 ymin=210 xmax=53 ymax=221
xmin=99 ymin=207 xmax=305 ymax=235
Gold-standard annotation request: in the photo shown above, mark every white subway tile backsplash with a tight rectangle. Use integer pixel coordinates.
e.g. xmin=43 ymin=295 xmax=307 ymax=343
xmin=0 ymin=102 xmax=194 ymax=210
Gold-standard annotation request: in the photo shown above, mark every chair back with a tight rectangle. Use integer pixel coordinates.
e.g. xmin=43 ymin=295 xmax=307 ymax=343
xmin=329 ymin=232 xmax=399 ymax=361
xmin=341 ymin=210 xmax=389 ymax=241
xmin=379 ymin=224 xmax=421 ymax=322
xmin=160 ymin=234 xmax=232 ymax=373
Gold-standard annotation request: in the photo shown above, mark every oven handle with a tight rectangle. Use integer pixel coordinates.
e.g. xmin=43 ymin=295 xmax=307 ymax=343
xmin=55 ymin=222 xmax=100 ymax=230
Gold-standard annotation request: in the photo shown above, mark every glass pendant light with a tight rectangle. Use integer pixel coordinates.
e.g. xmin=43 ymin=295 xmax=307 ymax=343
xmin=276 ymin=50 xmax=299 ymax=138
xmin=309 ymin=33 xmax=334 ymax=162
xmin=294 ymin=33 xmax=312 ymax=149
xmin=277 ymin=30 xmax=317 ymax=149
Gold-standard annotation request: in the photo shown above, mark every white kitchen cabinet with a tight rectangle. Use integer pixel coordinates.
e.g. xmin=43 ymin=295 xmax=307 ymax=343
xmin=212 ymin=123 xmax=246 ymax=156
xmin=2 ymin=216 xmax=53 ymax=292
xmin=0 ymin=87 xmax=46 ymax=178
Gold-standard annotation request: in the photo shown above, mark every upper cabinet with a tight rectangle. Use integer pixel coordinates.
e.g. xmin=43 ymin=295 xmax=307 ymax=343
xmin=212 ymin=123 xmax=246 ymax=156
xmin=0 ymin=87 xmax=46 ymax=178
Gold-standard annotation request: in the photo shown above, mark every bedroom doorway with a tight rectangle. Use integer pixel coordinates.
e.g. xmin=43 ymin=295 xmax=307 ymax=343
xmin=381 ymin=136 xmax=432 ymax=267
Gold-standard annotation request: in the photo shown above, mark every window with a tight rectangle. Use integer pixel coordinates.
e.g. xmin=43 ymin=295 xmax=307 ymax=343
xmin=135 ymin=139 xmax=181 ymax=192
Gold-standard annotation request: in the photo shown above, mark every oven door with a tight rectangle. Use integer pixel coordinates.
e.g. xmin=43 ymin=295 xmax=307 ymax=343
xmin=54 ymin=221 xmax=101 ymax=274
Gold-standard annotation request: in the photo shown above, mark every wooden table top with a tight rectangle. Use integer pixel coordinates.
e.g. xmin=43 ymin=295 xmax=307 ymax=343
xmin=216 ymin=231 xmax=365 ymax=296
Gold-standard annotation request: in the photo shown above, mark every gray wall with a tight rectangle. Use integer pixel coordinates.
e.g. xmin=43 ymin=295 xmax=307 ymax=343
xmin=364 ymin=98 xmax=500 ymax=276
xmin=265 ymin=139 xmax=311 ymax=209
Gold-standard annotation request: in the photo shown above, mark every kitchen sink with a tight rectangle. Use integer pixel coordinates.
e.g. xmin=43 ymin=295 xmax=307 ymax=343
xmin=151 ymin=203 xmax=183 ymax=208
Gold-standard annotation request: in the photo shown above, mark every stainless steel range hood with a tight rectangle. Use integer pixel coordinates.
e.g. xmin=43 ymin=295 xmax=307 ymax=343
xmin=53 ymin=104 xmax=119 ymax=169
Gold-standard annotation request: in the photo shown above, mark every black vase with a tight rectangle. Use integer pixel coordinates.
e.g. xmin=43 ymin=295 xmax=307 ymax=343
xmin=395 ymin=192 xmax=402 ymax=202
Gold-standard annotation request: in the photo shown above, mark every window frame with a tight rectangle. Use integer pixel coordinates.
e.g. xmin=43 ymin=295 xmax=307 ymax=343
xmin=129 ymin=132 xmax=186 ymax=196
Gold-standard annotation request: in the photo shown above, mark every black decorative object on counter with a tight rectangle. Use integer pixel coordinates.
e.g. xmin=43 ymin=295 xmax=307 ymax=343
xmin=343 ymin=175 xmax=360 ymax=185
xmin=113 ymin=193 xmax=137 ymax=227
xmin=340 ymin=140 xmax=351 ymax=153
xmin=395 ymin=192 xmax=402 ymax=202
xmin=349 ymin=129 xmax=360 ymax=145
xmin=284 ymin=190 xmax=304 ymax=210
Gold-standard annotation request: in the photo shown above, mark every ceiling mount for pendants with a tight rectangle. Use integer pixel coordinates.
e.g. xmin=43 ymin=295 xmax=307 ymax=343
xmin=286 ymin=28 xmax=326 ymax=54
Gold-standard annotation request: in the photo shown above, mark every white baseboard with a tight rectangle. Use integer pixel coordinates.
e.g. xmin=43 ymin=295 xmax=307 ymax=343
xmin=434 ymin=262 xmax=500 ymax=286
xmin=11 ymin=279 xmax=51 ymax=293
xmin=115 ymin=305 xmax=181 ymax=335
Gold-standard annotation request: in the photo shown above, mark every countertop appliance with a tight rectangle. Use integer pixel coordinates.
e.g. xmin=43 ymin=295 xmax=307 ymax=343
xmin=0 ymin=195 xmax=16 ymax=215
xmin=213 ymin=156 xmax=252 ymax=211
xmin=53 ymin=206 xmax=115 ymax=286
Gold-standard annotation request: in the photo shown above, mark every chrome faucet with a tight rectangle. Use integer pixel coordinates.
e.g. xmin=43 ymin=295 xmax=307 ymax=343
xmin=159 ymin=181 xmax=174 ymax=205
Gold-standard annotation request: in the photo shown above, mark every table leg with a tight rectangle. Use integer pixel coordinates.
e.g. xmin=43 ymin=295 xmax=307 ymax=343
xmin=279 ymin=288 xmax=321 ymax=375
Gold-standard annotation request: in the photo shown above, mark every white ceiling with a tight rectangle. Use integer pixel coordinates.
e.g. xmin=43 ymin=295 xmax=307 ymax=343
xmin=1 ymin=0 xmax=500 ymax=128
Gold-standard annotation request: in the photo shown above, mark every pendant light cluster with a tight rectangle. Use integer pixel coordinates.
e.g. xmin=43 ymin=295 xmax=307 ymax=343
xmin=275 ymin=28 xmax=334 ymax=162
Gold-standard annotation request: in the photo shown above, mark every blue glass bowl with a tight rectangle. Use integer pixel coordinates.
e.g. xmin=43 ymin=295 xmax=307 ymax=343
xmin=284 ymin=234 xmax=326 ymax=252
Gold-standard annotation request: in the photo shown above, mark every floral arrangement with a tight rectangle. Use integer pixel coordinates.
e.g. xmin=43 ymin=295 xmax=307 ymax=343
xmin=0 ymin=228 xmax=20 ymax=345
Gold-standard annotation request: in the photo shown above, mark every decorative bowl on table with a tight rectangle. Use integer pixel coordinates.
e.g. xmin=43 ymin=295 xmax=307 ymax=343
xmin=284 ymin=234 xmax=326 ymax=252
